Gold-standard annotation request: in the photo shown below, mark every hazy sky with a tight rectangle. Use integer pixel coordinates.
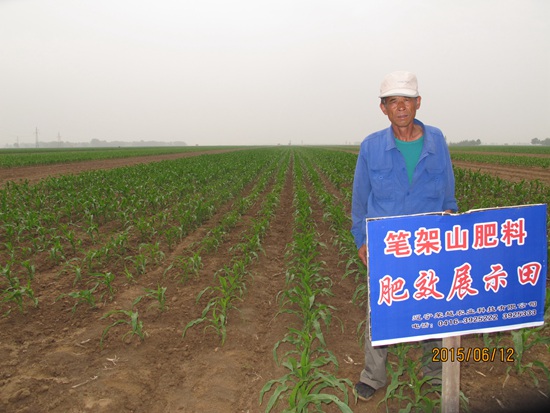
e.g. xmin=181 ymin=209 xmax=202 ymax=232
xmin=1 ymin=0 xmax=549 ymax=147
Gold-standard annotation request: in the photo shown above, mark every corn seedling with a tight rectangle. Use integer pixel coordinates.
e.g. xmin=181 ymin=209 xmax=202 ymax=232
xmin=60 ymin=258 xmax=84 ymax=286
xmin=187 ymin=252 xmax=203 ymax=277
xmin=126 ymin=253 xmax=148 ymax=276
xmin=20 ymin=260 xmax=36 ymax=281
xmin=140 ymin=242 xmax=165 ymax=265
xmin=57 ymin=283 xmax=99 ymax=313
xmin=1 ymin=276 xmax=38 ymax=315
xmin=381 ymin=343 xmax=437 ymax=412
xmin=48 ymin=237 xmax=65 ymax=265
xmin=182 ymin=264 xmax=247 ymax=345
xmin=90 ymin=272 xmax=116 ymax=300
xmin=123 ymin=266 xmax=135 ymax=282
xmin=62 ymin=227 xmax=81 ymax=254
xmin=100 ymin=309 xmax=147 ymax=348
xmin=507 ymin=327 xmax=550 ymax=387
xmin=3 ymin=241 xmax=16 ymax=261
xmin=133 ymin=284 xmax=168 ymax=312
xmin=86 ymin=220 xmax=99 ymax=243
xmin=261 ymin=322 xmax=353 ymax=413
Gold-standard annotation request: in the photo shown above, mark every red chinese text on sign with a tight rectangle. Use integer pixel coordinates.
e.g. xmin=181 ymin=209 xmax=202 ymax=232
xmin=413 ymin=269 xmax=445 ymax=300
xmin=383 ymin=230 xmax=412 ymax=257
xmin=378 ymin=275 xmax=409 ymax=306
xmin=414 ymin=227 xmax=442 ymax=255
xmin=446 ymin=263 xmax=479 ymax=301
xmin=482 ymin=264 xmax=508 ymax=293
xmin=472 ymin=222 xmax=499 ymax=249
xmin=518 ymin=262 xmax=542 ymax=286
xmin=501 ymin=218 xmax=527 ymax=246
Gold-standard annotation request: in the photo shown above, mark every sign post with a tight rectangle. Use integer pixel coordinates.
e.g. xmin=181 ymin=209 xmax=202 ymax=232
xmin=365 ymin=204 xmax=547 ymax=412
xmin=441 ymin=336 xmax=460 ymax=413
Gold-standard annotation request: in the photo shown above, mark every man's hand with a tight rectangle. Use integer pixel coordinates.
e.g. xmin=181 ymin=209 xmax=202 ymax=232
xmin=358 ymin=244 xmax=367 ymax=267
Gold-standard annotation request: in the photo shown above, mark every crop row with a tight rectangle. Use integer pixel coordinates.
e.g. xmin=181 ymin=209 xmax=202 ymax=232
xmin=449 ymin=145 xmax=550 ymax=155
xmin=281 ymin=147 xmax=550 ymax=410
xmin=1 ymin=147 xmax=549 ymax=411
xmin=0 ymin=149 xmax=286 ymax=315
xmin=450 ymin=152 xmax=550 ymax=168
xmin=182 ymin=151 xmax=288 ymax=344
xmin=0 ymin=146 xmax=224 ymax=168
xmin=260 ymin=153 xmax=355 ymax=412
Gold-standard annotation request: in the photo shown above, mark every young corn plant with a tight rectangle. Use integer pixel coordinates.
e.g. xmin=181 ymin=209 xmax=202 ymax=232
xmin=100 ymin=309 xmax=147 ymax=348
xmin=182 ymin=252 xmax=203 ymax=279
xmin=260 ymin=322 xmax=353 ymax=413
xmin=133 ymin=284 xmax=168 ymax=312
xmin=266 ymin=278 xmax=351 ymax=412
xmin=182 ymin=263 xmax=247 ymax=345
xmin=507 ymin=326 xmax=550 ymax=388
xmin=140 ymin=242 xmax=165 ymax=265
xmin=123 ymin=266 xmax=135 ymax=282
xmin=3 ymin=241 xmax=16 ymax=262
xmin=164 ymin=226 xmax=181 ymax=250
xmin=85 ymin=219 xmax=99 ymax=244
xmin=48 ymin=237 xmax=65 ymax=265
xmin=125 ymin=253 xmax=148 ymax=276
xmin=90 ymin=271 xmax=117 ymax=300
xmin=1 ymin=276 xmax=39 ymax=315
xmin=381 ymin=343 xmax=469 ymax=412
xmin=481 ymin=331 xmax=505 ymax=349
xmin=381 ymin=343 xmax=441 ymax=413
xmin=61 ymin=226 xmax=81 ymax=254
xmin=20 ymin=260 xmax=36 ymax=281
xmin=58 ymin=258 xmax=84 ymax=286
xmin=57 ymin=283 xmax=99 ymax=313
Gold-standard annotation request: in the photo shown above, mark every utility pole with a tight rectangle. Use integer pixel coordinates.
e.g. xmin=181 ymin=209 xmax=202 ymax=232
xmin=35 ymin=127 xmax=39 ymax=148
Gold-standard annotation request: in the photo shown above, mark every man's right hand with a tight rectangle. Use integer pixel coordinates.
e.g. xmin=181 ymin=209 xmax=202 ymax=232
xmin=358 ymin=244 xmax=367 ymax=267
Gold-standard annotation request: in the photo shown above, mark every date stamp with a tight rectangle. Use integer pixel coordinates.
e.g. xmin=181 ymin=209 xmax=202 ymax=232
xmin=432 ymin=347 xmax=515 ymax=363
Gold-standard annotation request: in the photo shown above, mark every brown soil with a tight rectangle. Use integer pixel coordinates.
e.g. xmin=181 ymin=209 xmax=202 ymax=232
xmin=451 ymin=160 xmax=550 ymax=186
xmin=1 ymin=151 xmax=549 ymax=413
xmin=0 ymin=150 xmax=242 ymax=187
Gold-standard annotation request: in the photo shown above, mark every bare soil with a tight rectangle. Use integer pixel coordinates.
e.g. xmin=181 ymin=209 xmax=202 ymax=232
xmin=451 ymin=160 xmax=550 ymax=187
xmin=1 ymin=151 xmax=549 ymax=413
xmin=0 ymin=150 xmax=243 ymax=187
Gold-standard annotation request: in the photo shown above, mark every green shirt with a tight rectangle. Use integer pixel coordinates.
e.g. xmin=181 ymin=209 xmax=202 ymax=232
xmin=395 ymin=136 xmax=424 ymax=183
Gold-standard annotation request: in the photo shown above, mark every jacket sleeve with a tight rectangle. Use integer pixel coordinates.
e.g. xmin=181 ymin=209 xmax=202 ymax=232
xmin=442 ymin=142 xmax=458 ymax=212
xmin=351 ymin=143 xmax=371 ymax=249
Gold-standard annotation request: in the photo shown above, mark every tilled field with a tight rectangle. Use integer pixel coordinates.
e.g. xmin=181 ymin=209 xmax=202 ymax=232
xmin=1 ymin=148 xmax=549 ymax=413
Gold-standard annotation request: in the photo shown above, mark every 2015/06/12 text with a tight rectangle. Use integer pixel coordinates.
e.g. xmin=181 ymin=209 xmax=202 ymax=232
xmin=432 ymin=347 xmax=515 ymax=363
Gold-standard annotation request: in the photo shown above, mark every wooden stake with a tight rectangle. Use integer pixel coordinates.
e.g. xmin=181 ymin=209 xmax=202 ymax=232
xmin=441 ymin=335 xmax=461 ymax=413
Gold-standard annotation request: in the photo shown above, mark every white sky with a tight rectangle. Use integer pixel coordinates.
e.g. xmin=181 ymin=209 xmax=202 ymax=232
xmin=1 ymin=0 xmax=549 ymax=147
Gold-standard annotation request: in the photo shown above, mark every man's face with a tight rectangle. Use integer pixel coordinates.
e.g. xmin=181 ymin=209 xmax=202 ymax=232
xmin=380 ymin=96 xmax=421 ymax=128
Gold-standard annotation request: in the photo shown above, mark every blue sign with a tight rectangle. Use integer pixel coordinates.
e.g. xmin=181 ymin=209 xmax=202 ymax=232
xmin=366 ymin=204 xmax=547 ymax=346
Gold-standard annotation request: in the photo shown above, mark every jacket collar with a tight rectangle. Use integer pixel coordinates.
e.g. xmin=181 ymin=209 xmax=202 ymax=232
xmin=384 ymin=119 xmax=435 ymax=154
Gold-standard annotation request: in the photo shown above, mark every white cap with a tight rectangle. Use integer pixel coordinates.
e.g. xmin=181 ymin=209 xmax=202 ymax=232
xmin=379 ymin=71 xmax=419 ymax=98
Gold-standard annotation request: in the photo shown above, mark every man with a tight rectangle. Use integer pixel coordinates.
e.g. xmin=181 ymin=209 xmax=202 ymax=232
xmin=351 ymin=70 xmax=458 ymax=401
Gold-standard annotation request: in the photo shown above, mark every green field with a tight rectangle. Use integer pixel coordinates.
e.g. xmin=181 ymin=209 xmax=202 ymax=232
xmin=1 ymin=146 xmax=549 ymax=412
xmin=0 ymin=146 xmax=236 ymax=168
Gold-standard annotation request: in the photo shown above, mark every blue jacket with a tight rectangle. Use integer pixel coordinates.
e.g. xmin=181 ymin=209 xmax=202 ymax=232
xmin=351 ymin=119 xmax=458 ymax=249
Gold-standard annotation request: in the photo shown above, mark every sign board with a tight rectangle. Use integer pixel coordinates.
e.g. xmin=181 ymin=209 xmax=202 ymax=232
xmin=366 ymin=204 xmax=547 ymax=346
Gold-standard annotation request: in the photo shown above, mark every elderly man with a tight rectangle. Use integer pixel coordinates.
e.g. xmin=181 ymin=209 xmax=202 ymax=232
xmin=351 ymin=70 xmax=458 ymax=401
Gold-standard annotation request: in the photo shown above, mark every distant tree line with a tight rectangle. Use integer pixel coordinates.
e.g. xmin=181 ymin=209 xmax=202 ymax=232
xmin=6 ymin=139 xmax=187 ymax=149
xmin=531 ymin=138 xmax=550 ymax=146
xmin=88 ymin=138 xmax=188 ymax=147
xmin=449 ymin=139 xmax=482 ymax=146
